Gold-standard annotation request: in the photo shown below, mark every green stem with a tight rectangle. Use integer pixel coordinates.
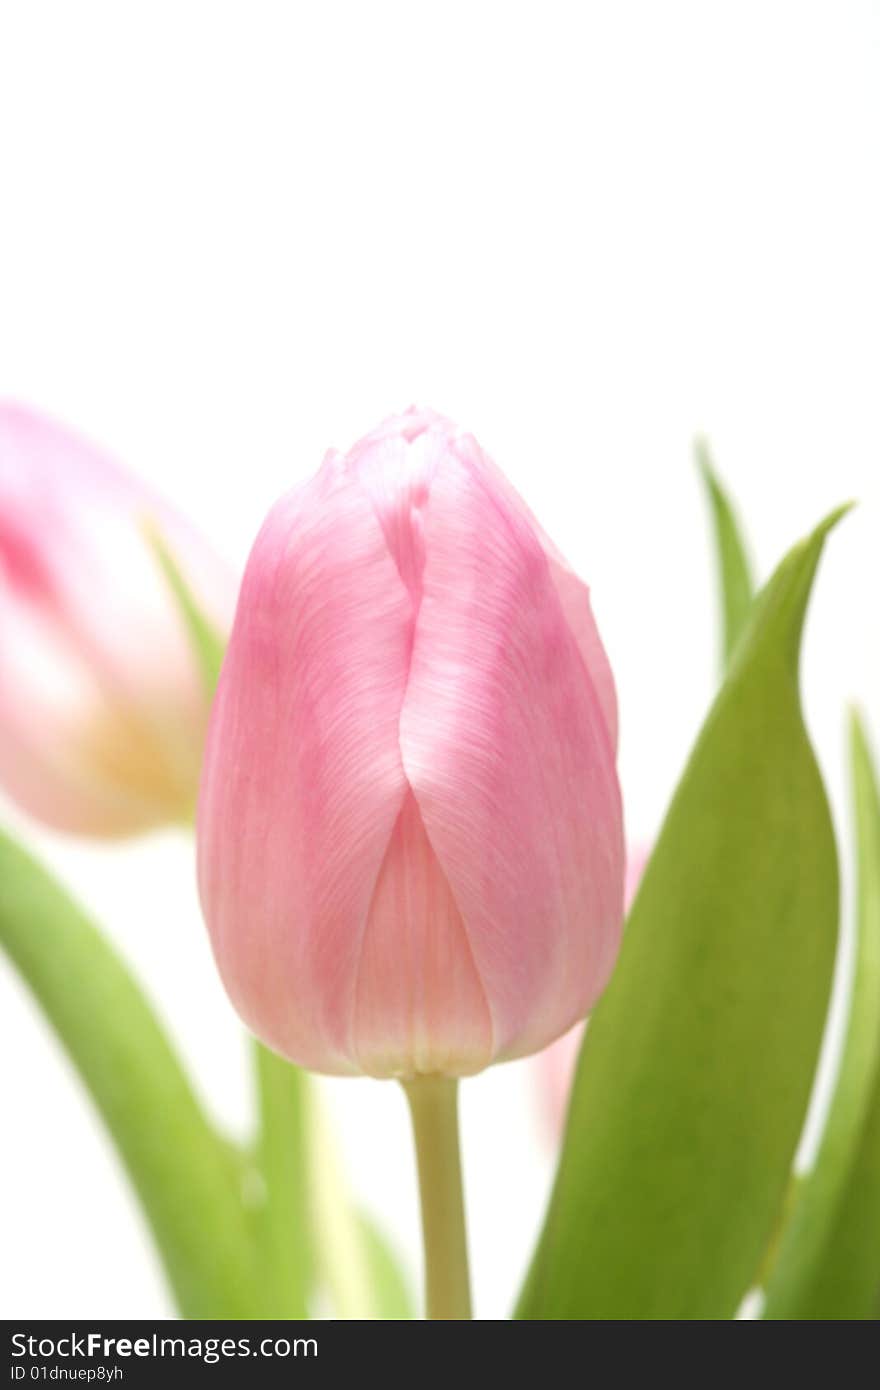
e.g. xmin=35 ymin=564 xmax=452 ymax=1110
xmin=403 ymin=1077 xmax=472 ymax=1320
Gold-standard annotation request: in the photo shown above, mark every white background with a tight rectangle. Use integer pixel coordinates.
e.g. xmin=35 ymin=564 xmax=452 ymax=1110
xmin=1 ymin=2 xmax=878 ymax=1320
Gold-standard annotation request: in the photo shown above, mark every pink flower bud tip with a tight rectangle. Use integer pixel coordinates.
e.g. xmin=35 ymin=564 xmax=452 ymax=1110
xmin=198 ymin=408 xmax=625 ymax=1079
xmin=0 ymin=404 xmax=237 ymax=836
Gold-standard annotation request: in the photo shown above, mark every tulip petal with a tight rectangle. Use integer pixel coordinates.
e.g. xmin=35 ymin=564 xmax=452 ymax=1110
xmin=198 ymin=456 xmax=414 ymax=1073
xmin=0 ymin=404 xmax=237 ymax=833
xmin=456 ymin=430 xmax=618 ymax=750
xmin=0 ymin=590 xmax=126 ymax=833
xmin=399 ymin=453 xmax=624 ymax=1061
xmin=353 ymin=791 xmax=494 ymax=1077
xmin=540 ymin=557 xmax=618 ymax=752
xmin=0 ymin=404 xmax=236 ymax=705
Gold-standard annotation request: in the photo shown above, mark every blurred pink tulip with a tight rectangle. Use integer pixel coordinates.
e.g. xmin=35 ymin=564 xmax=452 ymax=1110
xmin=536 ymin=845 xmax=649 ymax=1134
xmin=0 ymin=404 xmax=237 ymax=836
xmin=198 ymin=408 xmax=624 ymax=1078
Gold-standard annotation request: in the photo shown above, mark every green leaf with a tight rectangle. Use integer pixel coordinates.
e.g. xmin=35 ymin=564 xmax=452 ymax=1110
xmin=143 ymin=519 xmax=226 ymax=696
xmin=358 ymin=1213 xmax=416 ymax=1320
xmin=304 ymin=1088 xmax=414 ymax=1319
xmin=516 ymin=507 xmax=846 ymax=1320
xmin=696 ymin=438 xmax=756 ymax=673
xmin=763 ymin=710 xmax=880 ymax=1318
xmin=251 ymin=1044 xmax=312 ymax=1317
xmin=0 ymin=829 xmax=262 ymax=1319
xmin=253 ymin=1054 xmax=414 ymax=1319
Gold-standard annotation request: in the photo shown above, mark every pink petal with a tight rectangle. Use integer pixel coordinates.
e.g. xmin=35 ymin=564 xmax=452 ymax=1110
xmin=537 ymin=1023 xmax=585 ymax=1135
xmin=353 ymin=790 xmax=494 ymax=1076
xmin=399 ymin=450 xmax=624 ymax=1061
xmin=197 ymin=455 xmax=414 ymax=1073
xmin=455 ymin=430 xmax=618 ymax=750
xmin=535 ymin=842 xmax=651 ymax=1138
xmin=0 ymin=403 xmax=236 ymax=703
xmin=0 ymin=594 xmax=145 ymax=834
xmin=0 ymin=403 xmax=236 ymax=834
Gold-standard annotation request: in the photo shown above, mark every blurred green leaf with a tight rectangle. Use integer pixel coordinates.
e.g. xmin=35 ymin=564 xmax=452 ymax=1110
xmin=517 ymin=508 xmax=846 ymax=1320
xmin=763 ymin=711 xmax=880 ymax=1318
xmin=251 ymin=1044 xmax=312 ymax=1317
xmin=358 ymin=1212 xmax=416 ymax=1320
xmin=144 ymin=520 xmax=225 ymax=696
xmin=305 ymin=1088 xmax=414 ymax=1319
xmin=696 ymin=438 xmax=756 ymax=673
xmin=0 ymin=830 xmax=262 ymax=1319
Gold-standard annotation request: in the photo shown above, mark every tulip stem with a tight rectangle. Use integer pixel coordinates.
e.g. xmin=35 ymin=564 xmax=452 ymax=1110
xmin=403 ymin=1076 xmax=472 ymax=1320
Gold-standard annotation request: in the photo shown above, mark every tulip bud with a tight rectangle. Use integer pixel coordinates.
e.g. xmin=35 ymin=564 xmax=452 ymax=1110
xmin=537 ymin=845 xmax=649 ymax=1134
xmin=198 ymin=408 xmax=624 ymax=1078
xmin=0 ymin=404 xmax=236 ymax=836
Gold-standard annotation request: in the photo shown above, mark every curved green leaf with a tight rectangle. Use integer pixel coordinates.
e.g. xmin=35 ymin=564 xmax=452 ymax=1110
xmin=517 ymin=508 xmax=845 ymax=1320
xmin=763 ymin=711 xmax=880 ymax=1318
xmin=0 ymin=830 xmax=262 ymax=1319
xmin=696 ymin=438 xmax=756 ymax=673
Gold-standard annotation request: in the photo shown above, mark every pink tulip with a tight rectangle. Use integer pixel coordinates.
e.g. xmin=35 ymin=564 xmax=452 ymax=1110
xmin=0 ymin=404 xmax=236 ymax=836
xmin=198 ymin=408 xmax=624 ymax=1078
xmin=536 ymin=845 xmax=649 ymax=1134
